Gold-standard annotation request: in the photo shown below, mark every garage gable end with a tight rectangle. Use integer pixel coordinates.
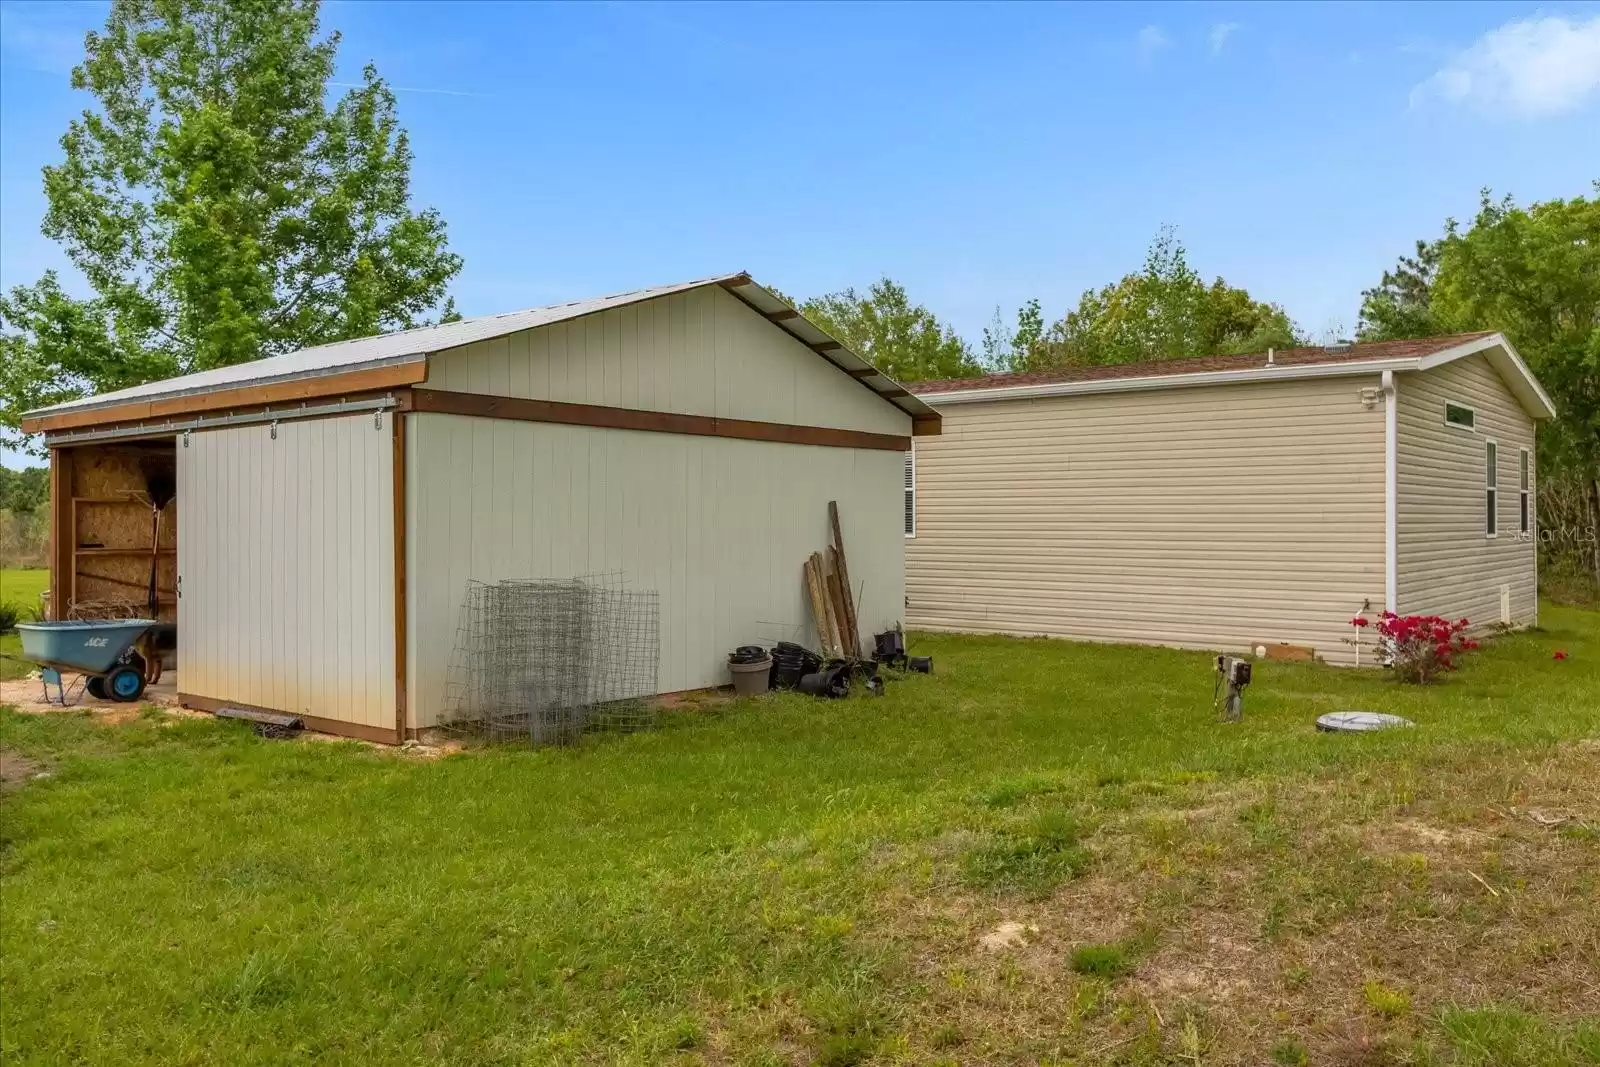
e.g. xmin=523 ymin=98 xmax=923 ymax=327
xmin=424 ymin=284 xmax=916 ymax=437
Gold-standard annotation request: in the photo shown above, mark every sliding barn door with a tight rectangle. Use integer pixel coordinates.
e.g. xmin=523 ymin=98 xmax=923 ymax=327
xmin=178 ymin=413 xmax=395 ymax=735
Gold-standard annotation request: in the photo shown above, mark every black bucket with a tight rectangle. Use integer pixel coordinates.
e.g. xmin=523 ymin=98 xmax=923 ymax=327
xmin=796 ymin=662 xmax=850 ymax=698
xmin=873 ymin=629 xmax=906 ymax=661
xmin=771 ymin=641 xmax=824 ymax=690
xmin=908 ymin=655 xmax=933 ymax=674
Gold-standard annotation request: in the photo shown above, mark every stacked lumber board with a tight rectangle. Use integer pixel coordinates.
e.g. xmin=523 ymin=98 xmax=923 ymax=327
xmin=802 ymin=501 xmax=861 ymax=660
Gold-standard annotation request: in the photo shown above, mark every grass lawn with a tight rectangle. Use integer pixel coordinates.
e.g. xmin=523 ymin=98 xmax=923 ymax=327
xmin=1 ymin=568 xmax=49 ymax=680
xmin=2 ymin=606 xmax=1598 ymax=1065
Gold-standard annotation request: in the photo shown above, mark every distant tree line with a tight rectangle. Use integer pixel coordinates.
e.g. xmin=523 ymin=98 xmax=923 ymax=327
xmin=0 ymin=465 xmax=50 ymax=568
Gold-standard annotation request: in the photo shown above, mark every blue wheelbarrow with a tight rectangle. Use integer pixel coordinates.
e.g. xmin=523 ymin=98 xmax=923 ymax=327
xmin=16 ymin=619 xmax=161 ymax=705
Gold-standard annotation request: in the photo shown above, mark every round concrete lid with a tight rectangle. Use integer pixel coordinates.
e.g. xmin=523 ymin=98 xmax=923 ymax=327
xmin=1316 ymin=711 xmax=1415 ymax=732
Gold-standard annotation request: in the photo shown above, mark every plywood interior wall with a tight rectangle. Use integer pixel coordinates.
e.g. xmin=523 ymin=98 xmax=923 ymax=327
xmin=66 ymin=442 xmax=178 ymax=621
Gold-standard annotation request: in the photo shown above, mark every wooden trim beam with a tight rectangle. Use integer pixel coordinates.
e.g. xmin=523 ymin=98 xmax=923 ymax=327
xmin=35 ymin=387 xmax=416 ymax=444
xmin=391 ymin=410 xmax=408 ymax=739
xmin=180 ymin=692 xmax=403 ymax=746
xmin=49 ymin=448 xmax=73 ymax=619
xmin=811 ymin=342 xmax=845 ymax=353
xmin=764 ymin=309 xmax=800 ymax=322
xmin=876 ymin=386 xmax=912 ymax=399
xmin=22 ymin=361 xmax=428 ymax=435
xmin=847 ymin=368 xmax=880 ymax=378
xmin=411 ymin=388 xmax=912 ymax=452
xmin=912 ymin=416 xmax=942 ymax=438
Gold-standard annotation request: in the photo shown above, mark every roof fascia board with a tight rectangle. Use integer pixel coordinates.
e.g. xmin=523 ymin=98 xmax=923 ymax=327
xmin=1415 ymin=332 xmax=1557 ymax=419
xmin=918 ymin=358 xmax=1415 ymax=405
xmin=21 ymin=352 xmax=428 ymax=426
xmin=714 ymin=277 xmax=939 ymax=425
xmin=22 ymin=359 xmax=427 ymax=434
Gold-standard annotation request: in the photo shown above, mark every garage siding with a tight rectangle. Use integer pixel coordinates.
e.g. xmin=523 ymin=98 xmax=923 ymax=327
xmin=405 ymin=414 xmax=905 ymax=728
xmin=1396 ymin=353 xmax=1537 ymax=628
xmin=907 ymin=375 xmax=1388 ymax=664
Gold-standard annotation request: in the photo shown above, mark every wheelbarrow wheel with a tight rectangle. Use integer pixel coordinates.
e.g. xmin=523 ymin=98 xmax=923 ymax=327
xmin=86 ymin=676 xmax=107 ymax=700
xmin=105 ymin=666 xmax=146 ymax=703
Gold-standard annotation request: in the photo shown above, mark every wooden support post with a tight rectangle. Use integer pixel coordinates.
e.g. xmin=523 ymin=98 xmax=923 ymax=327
xmin=49 ymin=447 xmax=73 ymax=619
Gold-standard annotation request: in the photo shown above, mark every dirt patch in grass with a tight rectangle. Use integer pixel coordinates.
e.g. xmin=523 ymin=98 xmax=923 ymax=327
xmin=0 ymin=747 xmax=43 ymax=792
xmin=867 ymin=742 xmax=1600 ymax=1064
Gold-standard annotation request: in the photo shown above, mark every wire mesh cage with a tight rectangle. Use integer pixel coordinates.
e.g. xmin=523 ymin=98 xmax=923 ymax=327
xmin=440 ymin=574 xmax=660 ymax=747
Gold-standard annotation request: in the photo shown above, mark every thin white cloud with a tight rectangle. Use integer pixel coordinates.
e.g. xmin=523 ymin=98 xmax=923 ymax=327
xmin=1412 ymin=14 xmax=1600 ymax=117
xmin=1208 ymin=22 xmax=1240 ymax=57
xmin=1136 ymin=24 xmax=1171 ymax=66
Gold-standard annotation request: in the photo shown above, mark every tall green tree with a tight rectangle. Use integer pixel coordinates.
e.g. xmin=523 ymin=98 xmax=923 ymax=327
xmin=1359 ymin=186 xmax=1600 ymax=591
xmin=0 ymin=0 xmax=463 ymax=450
xmin=981 ymin=298 xmax=1044 ymax=372
xmin=801 ymin=278 xmax=983 ymax=382
xmin=1027 ymin=228 xmax=1300 ymax=370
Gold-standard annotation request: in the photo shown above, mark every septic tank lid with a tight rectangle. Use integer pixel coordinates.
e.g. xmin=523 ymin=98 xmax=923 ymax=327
xmin=1316 ymin=711 xmax=1415 ymax=733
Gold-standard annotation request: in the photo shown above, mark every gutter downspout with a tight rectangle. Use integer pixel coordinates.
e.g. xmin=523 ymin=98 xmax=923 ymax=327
xmin=1383 ymin=371 xmax=1398 ymax=614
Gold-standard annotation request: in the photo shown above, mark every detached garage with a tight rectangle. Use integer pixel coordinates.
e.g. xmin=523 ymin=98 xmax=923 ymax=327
xmin=903 ymin=332 xmax=1554 ymax=665
xmin=22 ymin=273 xmax=939 ymax=741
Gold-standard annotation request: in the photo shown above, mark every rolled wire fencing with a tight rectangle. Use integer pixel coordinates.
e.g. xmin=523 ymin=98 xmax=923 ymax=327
xmin=440 ymin=574 xmax=660 ymax=746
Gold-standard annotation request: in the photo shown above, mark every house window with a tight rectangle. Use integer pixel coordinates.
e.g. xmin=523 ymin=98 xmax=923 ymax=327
xmin=1445 ymin=402 xmax=1476 ymax=430
xmin=1485 ymin=440 xmax=1497 ymax=537
xmin=904 ymin=447 xmax=916 ymax=537
xmin=1519 ymin=448 xmax=1530 ymax=535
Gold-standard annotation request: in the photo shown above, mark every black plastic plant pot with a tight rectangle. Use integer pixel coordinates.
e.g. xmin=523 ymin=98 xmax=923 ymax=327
xmin=797 ymin=665 xmax=850 ymax=698
xmin=908 ymin=656 xmax=933 ymax=674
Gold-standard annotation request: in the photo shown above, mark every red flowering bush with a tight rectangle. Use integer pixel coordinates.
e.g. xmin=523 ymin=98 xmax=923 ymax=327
xmin=1377 ymin=613 xmax=1478 ymax=684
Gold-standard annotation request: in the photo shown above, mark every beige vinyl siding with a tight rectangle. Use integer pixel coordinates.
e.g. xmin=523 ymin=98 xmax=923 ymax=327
xmin=425 ymin=284 xmax=908 ymax=436
xmin=406 ymin=414 xmax=904 ymax=728
xmin=178 ymin=413 xmax=395 ymax=730
xmin=1396 ymin=353 xmax=1537 ymax=628
xmin=908 ymin=376 xmax=1386 ymax=665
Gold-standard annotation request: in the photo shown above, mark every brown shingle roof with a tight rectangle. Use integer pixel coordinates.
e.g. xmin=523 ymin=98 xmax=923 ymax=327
xmin=908 ymin=332 xmax=1497 ymax=395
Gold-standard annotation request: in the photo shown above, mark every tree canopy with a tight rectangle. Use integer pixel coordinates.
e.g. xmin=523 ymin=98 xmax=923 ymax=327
xmin=800 ymin=278 xmax=983 ymax=383
xmin=1023 ymin=229 xmax=1301 ymax=371
xmin=981 ymin=299 xmax=1043 ymax=372
xmin=0 ymin=0 xmax=463 ymax=451
xmin=1360 ymin=185 xmax=1600 ymax=590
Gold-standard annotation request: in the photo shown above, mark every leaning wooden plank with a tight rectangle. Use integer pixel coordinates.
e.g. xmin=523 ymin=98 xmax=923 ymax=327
xmin=824 ymin=547 xmax=851 ymax=659
xmin=804 ymin=553 xmax=838 ymax=657
xmin=828 ymin=501 xmax=860 ymax=657
xmin=825 ymin=556 xmax=851 ymax=655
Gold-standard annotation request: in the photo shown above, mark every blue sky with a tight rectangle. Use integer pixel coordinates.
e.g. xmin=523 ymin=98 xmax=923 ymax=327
xmin=3 ymin=0 xmax=1599 ymax=468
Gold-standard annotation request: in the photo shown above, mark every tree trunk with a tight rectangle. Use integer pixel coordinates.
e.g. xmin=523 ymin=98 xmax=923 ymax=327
xmin=1591 ymin=474 xmax=1600 ymax=585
